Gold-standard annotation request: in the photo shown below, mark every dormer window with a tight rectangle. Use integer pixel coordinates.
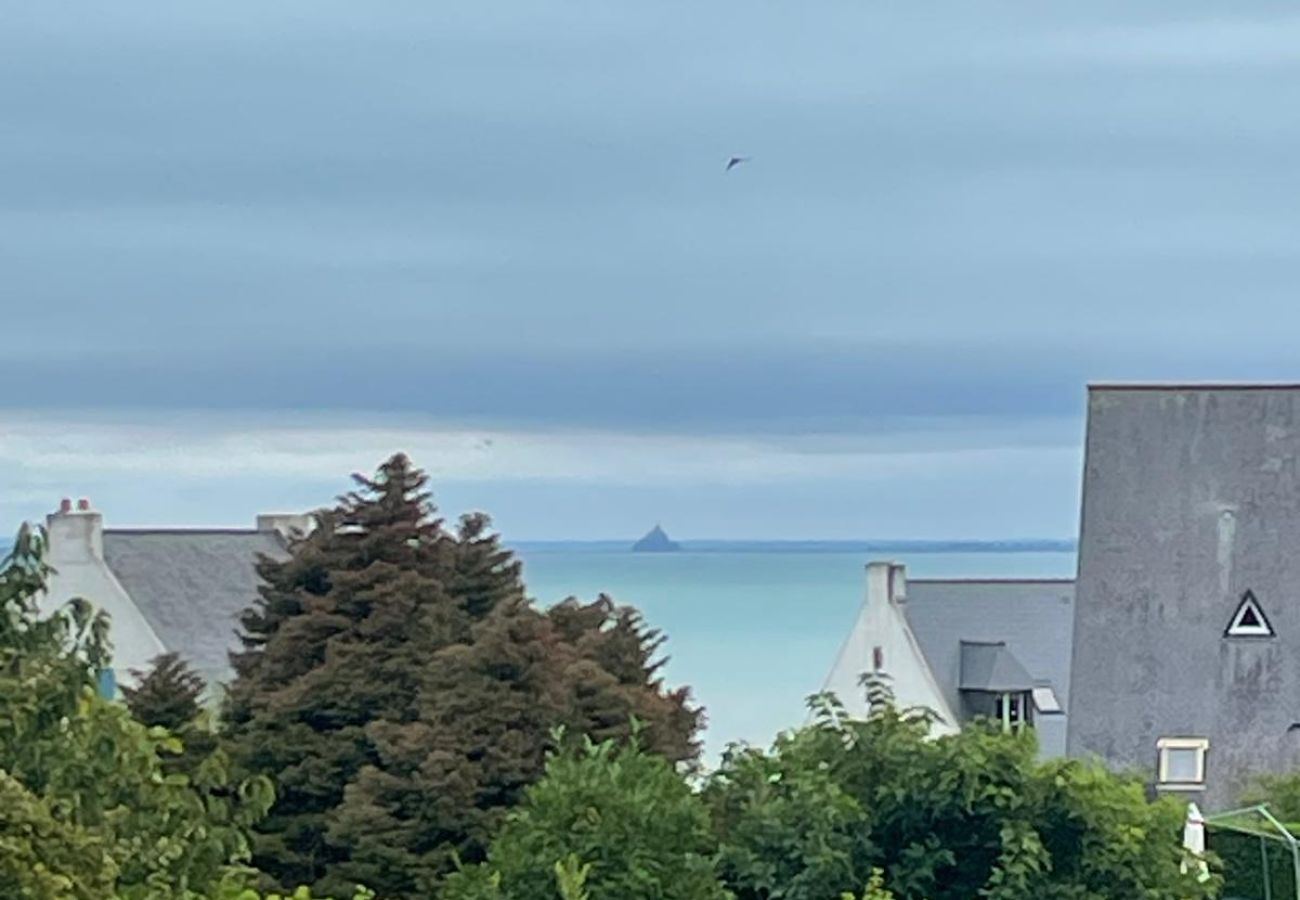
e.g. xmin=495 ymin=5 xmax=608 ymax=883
xmin=994 ymin=691 xmax=1032 ymax=732
xmin=958 ymin=641 xmax=1056 ymax=734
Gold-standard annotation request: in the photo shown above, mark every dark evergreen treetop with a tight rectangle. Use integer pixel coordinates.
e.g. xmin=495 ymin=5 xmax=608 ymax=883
xmin=220 ymin=453 xmax=702 ymax=898
xmin=222 ymin=453 xmax=457 ymax=891
xmin=121 ymin=651 xmax=206 ymax=732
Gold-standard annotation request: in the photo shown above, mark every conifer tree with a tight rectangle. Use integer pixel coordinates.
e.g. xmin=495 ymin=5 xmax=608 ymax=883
xmin=330 ymin=599 xmax=702 ymax=896
xmin=123 ymin=651 xmax=220 ymax=779
xmin=222 ymin=454 xmax=456 ymax=892
xmin=222 ymin=454 xmax=702 ymax=899
xmin=548 ymin=596 xmax=701 ymax=762
xmin=122 ymin=651 xmax=206 ymax=731
xmin=331 ymin=594 xmax=565 ymax=897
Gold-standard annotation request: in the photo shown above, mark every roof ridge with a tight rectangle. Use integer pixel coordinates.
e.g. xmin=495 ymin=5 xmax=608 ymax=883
xmin=105 ymin=528 xmax=262 ymax=536
xmin=907 ymin=578 xmax=1074 ymax=585
xmin=1090 ymin=382 xmax=1300 ymax=391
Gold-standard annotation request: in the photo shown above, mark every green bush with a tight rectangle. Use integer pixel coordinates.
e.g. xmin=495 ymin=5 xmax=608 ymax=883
xmin=444 ymin=734 xmax=728 ymax=900
xmin=706 ymin=688 xmax=1221 ymax=900
xmin=0 ymin=524 xmax=274 ymax=900
xmin=212 ymin=883 xmax=374 ymax=900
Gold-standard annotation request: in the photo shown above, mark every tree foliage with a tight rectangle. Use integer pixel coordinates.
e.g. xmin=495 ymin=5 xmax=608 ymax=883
xmin=706 ymin=690 xmax=1221 ymax=900
xmin=123 ymin=651 xmax=221 ymax=780
xmin=211 ymin=884 xmax=374 ymax=900
xmin=0 ymin=523 xmax=274 ymax=900
xmin=1212 ymin=773 xmax=1300 ymax=899
xmin=443 ymin=735 xmax=729 ymax=900
xmin=123 ymin=651 xmax=207 ymax=731
xmin=0 ymin=466 xmax=1215 ymax=900
xmin=222 ymin=454 xmax=702 ymax=898
xmin=0 ymin=768 xmax=117 ymax=900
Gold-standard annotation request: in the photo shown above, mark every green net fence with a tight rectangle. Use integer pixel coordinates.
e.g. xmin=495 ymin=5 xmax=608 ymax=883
xmin=1209 ymin=806 xmax=1300 ymax=900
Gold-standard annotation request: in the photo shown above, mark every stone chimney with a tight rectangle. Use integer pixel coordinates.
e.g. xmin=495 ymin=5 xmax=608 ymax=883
xmin=256 ymin=513 xmax=314 ymax=541
xmin=47 ymin=496 xmax=103 ymax=561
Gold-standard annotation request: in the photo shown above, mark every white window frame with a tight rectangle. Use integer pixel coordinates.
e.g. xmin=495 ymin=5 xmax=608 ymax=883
xmin=994 ymin=691 xmax=1032 ymax=733
xmin=1157 ymin=737 xmax=1209 ymax=790
xmin=1226 ymin=591 xmax=1274 ymax=638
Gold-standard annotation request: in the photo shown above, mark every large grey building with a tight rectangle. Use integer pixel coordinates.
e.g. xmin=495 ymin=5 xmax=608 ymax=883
xmin=1069 ymin=385 xmax=1300 ymax=809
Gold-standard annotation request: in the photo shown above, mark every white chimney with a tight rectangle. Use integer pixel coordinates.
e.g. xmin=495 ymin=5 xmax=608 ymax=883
xmin=865 ymin=560 xmax=908 ymax=609
xmin=256 ymin=513 xmax=314 ymax=541
xmin=47 ymin=497 xmax=103 ymax=561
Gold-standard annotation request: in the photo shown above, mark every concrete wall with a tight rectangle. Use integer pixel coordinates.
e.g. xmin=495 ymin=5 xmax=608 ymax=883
xmin=41 ymin=503 xmax=167 ymax=691
xmin=1069 ymin=387 xmax=1300 ymax=810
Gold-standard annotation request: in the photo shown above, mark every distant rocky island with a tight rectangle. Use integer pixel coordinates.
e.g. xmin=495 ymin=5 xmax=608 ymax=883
xmin=632 ymin=525 xmax=680 ymax=552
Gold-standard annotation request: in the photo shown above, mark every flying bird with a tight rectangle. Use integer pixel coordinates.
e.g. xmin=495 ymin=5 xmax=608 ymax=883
xmin=725 ymin=156 xmax=750 ymax=172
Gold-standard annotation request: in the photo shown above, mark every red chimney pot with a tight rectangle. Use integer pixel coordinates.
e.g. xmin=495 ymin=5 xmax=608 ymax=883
xmin=77 ymin=498 xmax=90 ymax=511
xmin=59 ymin=498 xmax=72 ymax=513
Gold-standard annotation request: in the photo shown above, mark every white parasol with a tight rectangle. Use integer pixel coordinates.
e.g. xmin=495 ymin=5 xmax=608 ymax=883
xmin=1182 ymin=802 xmax=1209 ymax=882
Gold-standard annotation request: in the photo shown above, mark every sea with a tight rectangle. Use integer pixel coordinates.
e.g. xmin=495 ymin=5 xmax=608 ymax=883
xmin=2 ymin=536 xmax=1075 ymax=764
xmin=513 ymin=541 xmax=1077 ymax=764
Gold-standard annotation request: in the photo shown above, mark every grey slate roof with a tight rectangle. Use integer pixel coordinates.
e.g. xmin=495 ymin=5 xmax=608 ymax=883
xmin=959 ymin=641 xmax=1036 ymax=692
xmin=904 ymin=579 xmax=1076 ymax=756
xmin=102 ymin=529 xmax=287 ymax=688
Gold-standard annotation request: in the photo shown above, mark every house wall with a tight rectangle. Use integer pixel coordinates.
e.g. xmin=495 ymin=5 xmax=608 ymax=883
xmin=1069 ymin=387 xmax=1300 ymax=810
xmin=823 ymin=562 xmax=959 ymax=733
xmin=40 ymin=504 xmax=167 ymax=691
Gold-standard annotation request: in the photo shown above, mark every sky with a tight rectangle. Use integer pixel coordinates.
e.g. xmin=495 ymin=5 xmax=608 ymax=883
xmin=4 ymin=2 xmax=1300 ymax=539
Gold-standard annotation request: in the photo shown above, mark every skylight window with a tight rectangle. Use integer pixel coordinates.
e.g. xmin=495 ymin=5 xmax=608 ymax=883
xmin=1226 ymin=590 xmax=1274 ymax=638
xmin=1031 ymin=686 xmax=1063 ymax=715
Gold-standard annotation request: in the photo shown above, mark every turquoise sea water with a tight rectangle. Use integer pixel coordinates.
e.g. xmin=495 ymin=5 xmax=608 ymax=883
xmin=514 ymin=546 xmax=1077 ymax=763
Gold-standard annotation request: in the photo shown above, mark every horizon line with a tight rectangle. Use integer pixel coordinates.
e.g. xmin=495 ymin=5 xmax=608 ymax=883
xmin=509 ymin=537 xmax=1077 ymax=546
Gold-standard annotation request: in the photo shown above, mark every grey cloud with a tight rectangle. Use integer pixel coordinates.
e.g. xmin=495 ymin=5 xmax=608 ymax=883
xmin=4 ymin=338 xmax=1291 ymax=435
xmin=5 ymin=1 xmax=1300 ymax=435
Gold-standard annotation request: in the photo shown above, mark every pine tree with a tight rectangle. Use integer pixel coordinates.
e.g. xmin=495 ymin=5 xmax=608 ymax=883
xmin=222 ymin=454 xmax=703 ymax=898
xmin=122 ymin=651 xmax=206 ymax=731
xmin=331 ymin=596 xmax=566 ymax=897
xmin=330 ymin=589 xmax=703 ymax=897
xmin=122 ymin=651 xmax=220 ymax=779
xmin=548 ymin=596 xmax=701 ymax=762
xmin=221 ymin=454 xmax=457 ymax=892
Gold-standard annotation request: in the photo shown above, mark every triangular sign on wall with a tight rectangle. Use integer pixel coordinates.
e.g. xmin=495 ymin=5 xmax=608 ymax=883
xmin=1226 ymin=590 xmax=1274 ymax=638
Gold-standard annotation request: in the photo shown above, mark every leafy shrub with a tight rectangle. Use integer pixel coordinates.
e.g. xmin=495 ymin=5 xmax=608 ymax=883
xmin=445 ymin=734 xmax=727 ymax=900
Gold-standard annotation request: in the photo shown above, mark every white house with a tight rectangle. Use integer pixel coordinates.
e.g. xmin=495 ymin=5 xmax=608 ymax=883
xmin=823 ymin=560 xmax=1072 ymax=754
xmin=39 ymin=498 xmax=311 ymax=696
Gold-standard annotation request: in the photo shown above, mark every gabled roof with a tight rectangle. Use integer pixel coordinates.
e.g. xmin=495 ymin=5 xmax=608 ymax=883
xmin=903 ymin=579 xmax=1075 ymax=755
xmin=102 ymin=529 xmax=287 ymax=687
xmin=821 ymin=563 xmax=960 ymax=733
